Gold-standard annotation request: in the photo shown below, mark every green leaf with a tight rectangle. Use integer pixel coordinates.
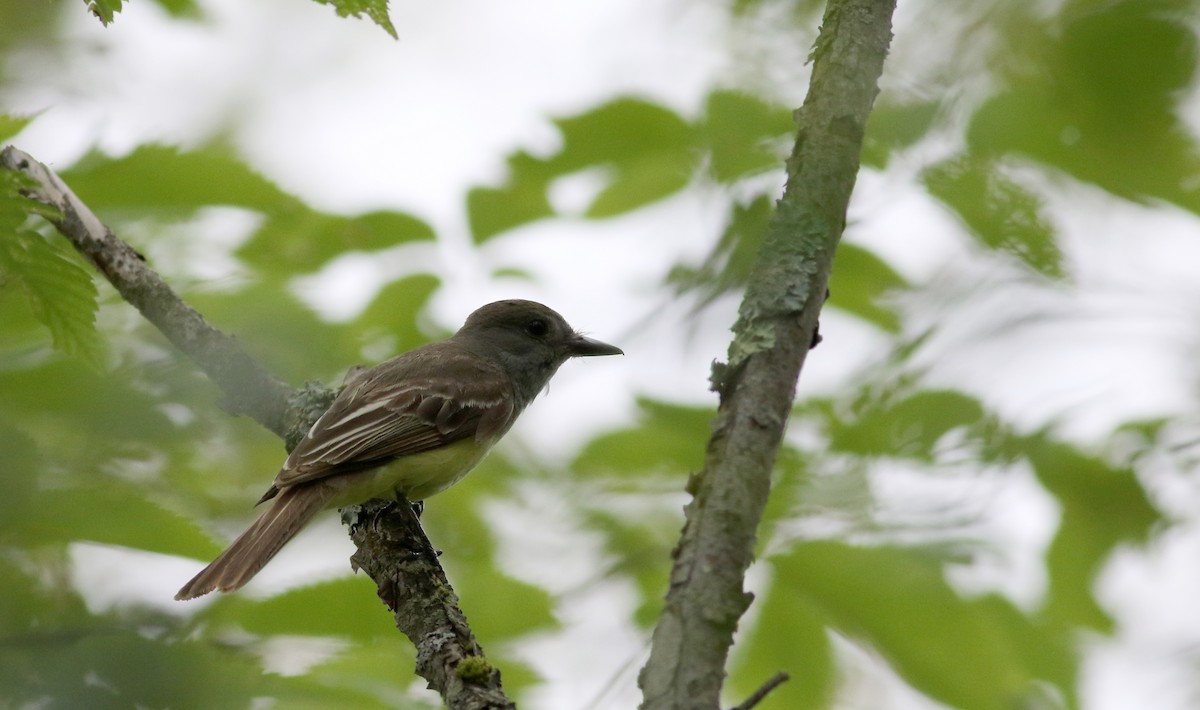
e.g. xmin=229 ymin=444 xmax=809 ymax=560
xmin=862 ymin=100 xmax=939 ymax=169
xmin=1020 ymin=435 xmax=1159 ymax=631
xmin=700 ymin=89 xmax=793 ymax=182
xmin=0 ymin=113 xmax=36 ymax=142
xmin=60 ymin=145 xmax=435 ymax=276
xmin=238 ymin=209 xmax=435 ymax=273
xmin=6 ymin=478 xmax=217 ymax=559
xmin=451 ymin=560 xmax=556 ymax=641
xmin=551 ymin=99 xmax=695 ymax=217
xmin=466 ymin=177 xmax=554 ymax=243
xmin=313 ymin=0 xmax=397 ymax=39
xmin=572 ymin=398 xmax=712 ymax=481
xmin=209 ymin=576 xmax=391 ymax=640
xmin=424 ymin=496 xmax=557 ymax=641
xmin=62 ymin=144 xmax=301 ymax=216
xmin=729 ymin=571 xmax=833 ymax=710
xmin=0 ymin=231 xmax=105 ymax=369
xmin=829 ymin=243 xmax=906 ymax=332
xmin=1056 ymin=1 xmax=1194 ymax=128
xmin=776 ymin=541 xmax=1076 ymax=710
xmin=150 ymin=0 xmax=201 ymax=19
xmin=0 ymin=628 xmax=281 ymax=710
xmin=581 ymin=506 xmax=674 ymax=628
xmin=187 ymin=282 xmax=359 ymax=381
xmin=549 ymin=98 xmax=694 ymax=172
xmin=822 ymin=389 xmax=991 ymax=461
xmin=468 ymin=99 xmax=696 ymax=239
xmin=85 ymin=0 xmax=123 ymax=25
xmin=353 ymin=274 xmax=441 ymax=350
xmin=0 ymin=357 xmax=179 ymax=446
xmin=305 ymin=639 xmax=436 ymax=708
xmin=966 ymin=3 xmax=1200 ymax=215
xmin=923 ymin=155 xmax=1063 ymax=278
xmin=667 ymin=194 xmax=772 ymax=305
xmin=0 ymin=555 xmax=92 ymax=638
xmin=0 ymin=419 xmax=39 ymax=531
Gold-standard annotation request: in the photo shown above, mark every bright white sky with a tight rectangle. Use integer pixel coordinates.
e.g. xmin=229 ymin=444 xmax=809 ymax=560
xmin=8 ymin=0 xmax=1200 ymax=708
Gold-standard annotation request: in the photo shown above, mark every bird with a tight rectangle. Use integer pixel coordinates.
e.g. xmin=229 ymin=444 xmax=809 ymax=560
xmin=175 ymin=299 xmax=622 ymax=600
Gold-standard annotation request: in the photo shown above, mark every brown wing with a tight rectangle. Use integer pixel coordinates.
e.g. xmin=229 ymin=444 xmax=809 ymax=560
xmin=268 ymin=345 xmax=516 ymax=493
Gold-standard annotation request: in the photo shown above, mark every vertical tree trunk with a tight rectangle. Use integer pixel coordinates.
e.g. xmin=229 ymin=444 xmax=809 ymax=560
xmin=638 ymin=1 xmax=898 ymax=707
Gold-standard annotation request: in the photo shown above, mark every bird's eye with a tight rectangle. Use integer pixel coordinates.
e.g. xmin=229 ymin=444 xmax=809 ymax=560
xmin=525 ymin=318 xmax=550 ymax=338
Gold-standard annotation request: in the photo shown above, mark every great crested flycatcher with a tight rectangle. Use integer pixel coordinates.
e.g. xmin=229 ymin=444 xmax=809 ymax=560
xmin=175 ymin=299 xmax=621 ymax=600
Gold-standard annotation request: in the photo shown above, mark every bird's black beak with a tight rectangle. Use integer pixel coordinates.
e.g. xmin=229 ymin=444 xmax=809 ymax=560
xmin=566 ymin=334 xmax=623 ymax=357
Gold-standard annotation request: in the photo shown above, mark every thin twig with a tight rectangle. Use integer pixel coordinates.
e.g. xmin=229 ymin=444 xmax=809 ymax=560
xmin=730 ymin=672 xmax=790 ymax=710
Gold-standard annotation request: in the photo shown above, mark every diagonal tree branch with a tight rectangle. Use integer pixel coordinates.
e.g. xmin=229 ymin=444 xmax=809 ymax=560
xmin=637 ymin=1 xmax=898 ymax=707
xmin=1 ymin=144 xmax=512 ymax=709
xmin=1 ymin=145 xmax=298 ymax=439
xmin=348 ymin=500 xmax=515 ymax=710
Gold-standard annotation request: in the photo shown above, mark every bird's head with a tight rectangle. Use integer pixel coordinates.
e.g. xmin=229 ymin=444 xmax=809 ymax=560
xmin=457 ymin=299 xmax=622 ymax=386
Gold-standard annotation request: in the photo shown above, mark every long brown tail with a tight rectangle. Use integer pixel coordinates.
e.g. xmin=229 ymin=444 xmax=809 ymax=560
xmin=175 ymin=484 xmax=336 ymax=600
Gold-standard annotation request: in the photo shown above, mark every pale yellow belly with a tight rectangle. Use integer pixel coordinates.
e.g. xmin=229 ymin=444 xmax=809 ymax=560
xmin=325 ymin=437 xmax=493 ymax=508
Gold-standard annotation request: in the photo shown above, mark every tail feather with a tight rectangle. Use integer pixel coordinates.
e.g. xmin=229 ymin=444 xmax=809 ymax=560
xmin=176 ymin=484 xmax=336 ymax=600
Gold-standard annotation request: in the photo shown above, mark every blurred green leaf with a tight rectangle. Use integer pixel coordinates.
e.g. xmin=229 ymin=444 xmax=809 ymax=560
xmin=968 ymin=1 xmax=1200 ymax=214
xmin=188 ymin=282 xmax=359 ymax=381
xmin=862 ymin=100 xmax=940 ymax=169
xmin=671 ymin=195 xmax=904 ymax=327
xmin=63 ymin=144 xmax=299 ymax=216
xmin=352 ymin=273 xmax=441 ymax=351
xmin=923 ymin=155 xmax=1063 ymax=278
xmin=150 ymin=0 xmax=201 ymax=19
xmin=210 ymin=576 xmax=389 ymax=640
xmin=1021 ymin=434 xmax=1159 ymax=631
xmin=0 ymin=628 xmax=278 ymax=710
xmin=822 ymin=389 xmax=991 ymax=461
xmin=306 ymin=639 xmax=437 ymax=708
xmin=700 ymin=89 xmax=792 ymax=182
xmin=554 ymin=99 xmax=695 ymax=217
xmin=422 ymin=478 xmax=557 ymax=640
xmin=239 ymin=209 xmax=434 ymax=274
xmin=63 ymin=145 xmax=433 ymax=275
xmin=467 ymin=171 xmax=556 ymax=243
xmin=549 ymin=98 xmax=694 ymax=173
xmin=777 ymin=540 xmax=1075 ymax=710
xmin=573 ymin=398 xmax=711 ymax=481
xmin=0 ymin=419 xmax=38 ymax=527
xmin=451 ymin=560 xmax=556 ymax=641
xmin=0 ymin=113 xmax=35 ymax=142
xmin=469 ymin=98 xmax=697 ymax=240
xmin=7 ymin=478 xmax=216 ymax=558
xmin=467 ymin=151 xmax=558 ymax=243
xmin=1057 ymin=0 xmax=1194 ymax=128
xmin=571 ymin=398 xmax=713 ymax=626
xmin=668 ymin=194 xmax=772 ymax=305
xmin=581 ymin=506 xmax=675 ymax=628
xmin=0 ymin=357 xmax=177 ymax=448
xmin=829 ymin=243 xmax=905 ymax=331
xmin=729 ymin=569 xmax=832 ymax=710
